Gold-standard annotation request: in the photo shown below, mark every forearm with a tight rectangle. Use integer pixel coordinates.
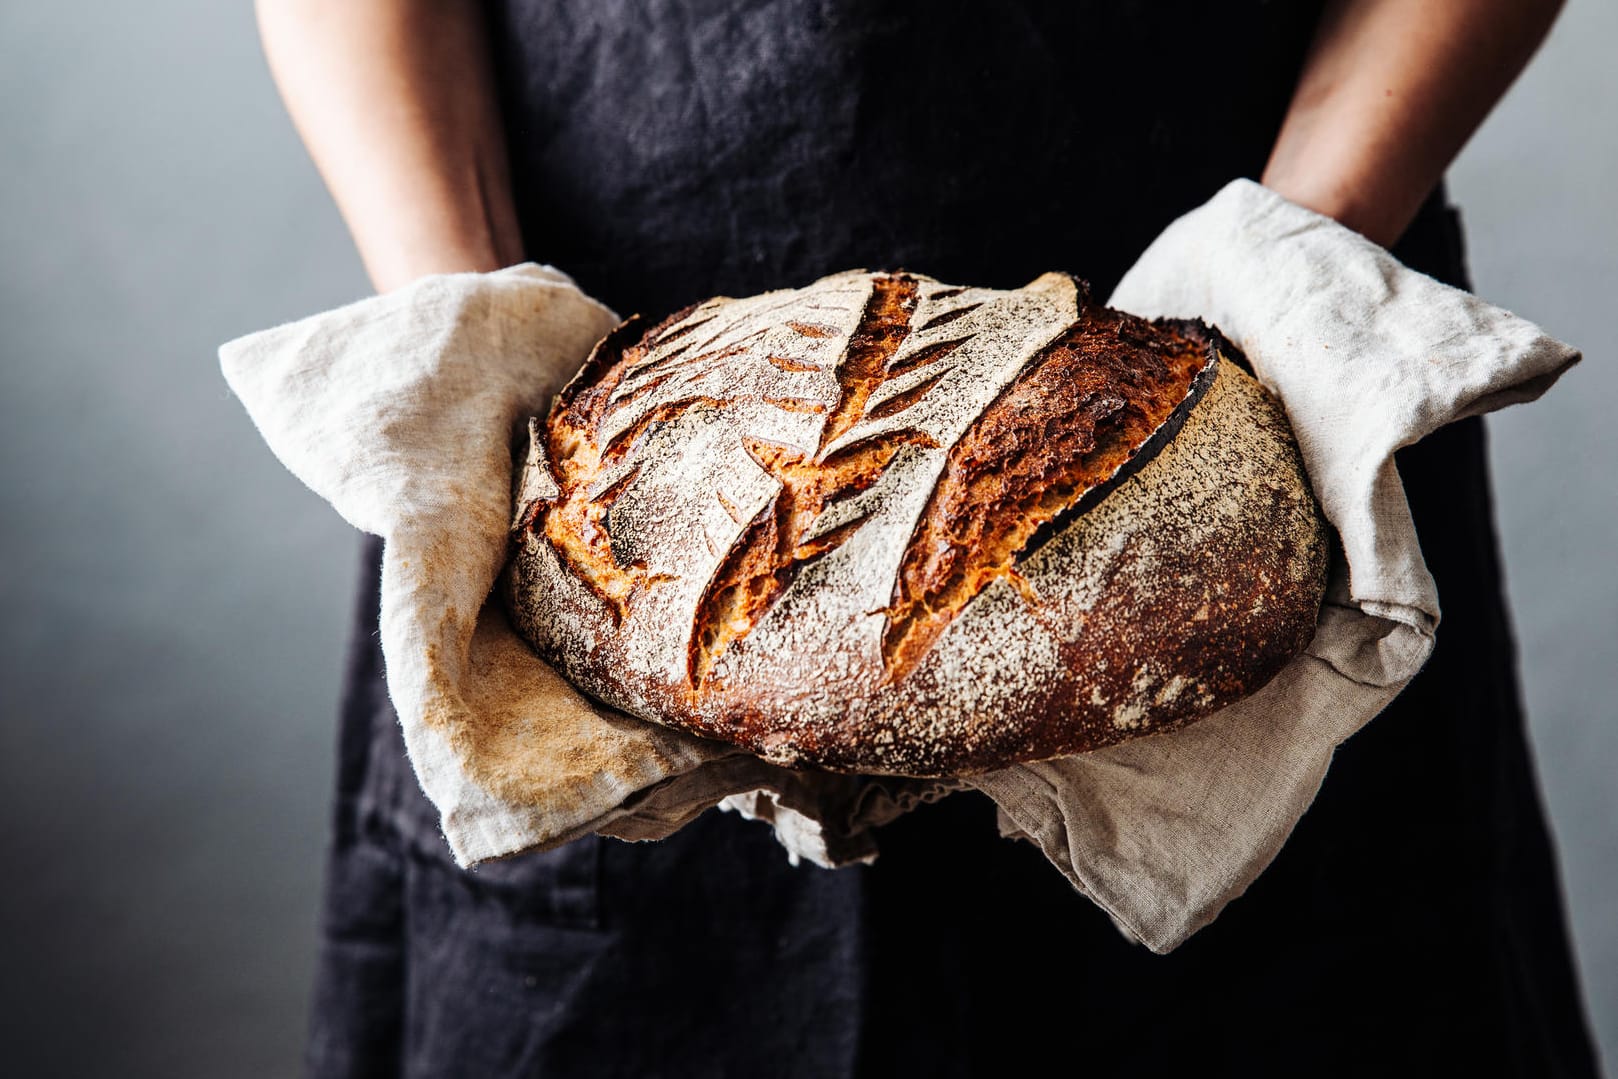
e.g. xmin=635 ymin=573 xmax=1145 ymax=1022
xmin=255 ymin=0 xmax=523 ymax=292
xmin=1262 ymin=0 xmax=1564 ymax=247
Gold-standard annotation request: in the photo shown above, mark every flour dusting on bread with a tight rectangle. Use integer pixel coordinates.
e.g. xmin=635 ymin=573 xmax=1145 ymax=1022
xmin=503 ymin=269 xmax=1328 ymax=775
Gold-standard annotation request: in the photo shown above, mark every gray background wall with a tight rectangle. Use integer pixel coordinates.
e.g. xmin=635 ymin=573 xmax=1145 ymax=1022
xmin=0 ymin=2 xmax=1611 ymax=1075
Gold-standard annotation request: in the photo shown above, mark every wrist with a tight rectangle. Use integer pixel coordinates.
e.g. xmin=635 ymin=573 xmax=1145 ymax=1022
xmin=355 ymin=179 xmax=526 ymax=293
xmin=364 ymin=234 xmax=524 ymax=294
xmin=1260 ymin=149 xmax=1429 ymax=250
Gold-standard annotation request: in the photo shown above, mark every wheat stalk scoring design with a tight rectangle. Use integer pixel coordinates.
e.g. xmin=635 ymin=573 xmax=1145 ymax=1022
xmin=574 ymin=269 xmax=1080 ymax=691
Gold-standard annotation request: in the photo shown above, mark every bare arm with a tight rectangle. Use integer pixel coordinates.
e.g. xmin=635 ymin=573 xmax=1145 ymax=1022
xmin=1262 ymin=0 xmax=1565 ymax=247
xmin=255 ymin=0 xmax=523 ymax=292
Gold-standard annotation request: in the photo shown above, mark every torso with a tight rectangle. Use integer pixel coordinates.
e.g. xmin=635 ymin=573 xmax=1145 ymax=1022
xmin=306 ymin=6 xmax=1599 ymax=1075
xmin=481 ymin=0 xmax=1327 ymax=317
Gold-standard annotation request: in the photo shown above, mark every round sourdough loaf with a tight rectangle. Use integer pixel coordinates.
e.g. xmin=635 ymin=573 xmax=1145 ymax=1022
xmin=501 ymin=268 xmax=1328 ymax=776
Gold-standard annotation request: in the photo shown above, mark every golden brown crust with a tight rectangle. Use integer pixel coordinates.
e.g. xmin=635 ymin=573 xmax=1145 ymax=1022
xmin=884 ymin=300 xmax=1211 ymax=675
xmin=689 ymin=275 xmax=922 ymax=682
xmin=502 ymin=269 xmax=1328 ymax=776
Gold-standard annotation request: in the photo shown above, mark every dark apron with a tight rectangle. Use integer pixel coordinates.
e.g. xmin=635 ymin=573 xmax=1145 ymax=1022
xmin=304 ymin=3 xmax=1599 ymax=1075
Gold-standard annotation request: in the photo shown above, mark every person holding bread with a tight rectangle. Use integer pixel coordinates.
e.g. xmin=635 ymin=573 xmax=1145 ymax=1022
xmin=256 ymin=0 xmax=1599 ymax=1074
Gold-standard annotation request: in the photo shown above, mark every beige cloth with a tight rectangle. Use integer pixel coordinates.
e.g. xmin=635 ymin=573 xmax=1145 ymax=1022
xmin=220 ymin=181 xmax=1578 ymax=953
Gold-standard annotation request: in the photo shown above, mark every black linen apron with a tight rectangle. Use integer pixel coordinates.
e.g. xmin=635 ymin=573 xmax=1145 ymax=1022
xmin=303 ymin=3 xmax=1600 ymax=1075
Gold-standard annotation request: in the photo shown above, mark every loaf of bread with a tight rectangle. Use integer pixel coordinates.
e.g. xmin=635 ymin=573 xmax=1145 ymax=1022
xmin=501 ymin=268 xmax=1328 ymax=776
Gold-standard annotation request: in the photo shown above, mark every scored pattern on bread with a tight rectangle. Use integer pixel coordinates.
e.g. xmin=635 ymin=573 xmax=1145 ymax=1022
xmin=691 ymin=274 xmax=922 ymax=684
xmin=503 ymin=269 xmax=1328 ymax=776
xmin=541 ymin=268 xmax=1095 ymax=691
xmin=882 ymin=299 xmax=1212 ymax=674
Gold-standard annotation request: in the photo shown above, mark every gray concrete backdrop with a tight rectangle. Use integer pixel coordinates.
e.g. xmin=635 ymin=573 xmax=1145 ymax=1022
xmin=0 ymin=2 xmax=1611 ymax=1075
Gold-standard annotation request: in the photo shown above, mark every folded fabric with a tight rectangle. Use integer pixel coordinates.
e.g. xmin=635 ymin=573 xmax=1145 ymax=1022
xmin=966 ymin=179 xmax=1578 ymax=950
xmin=219 ymin=264 xmax=948 ymax=872
xmin=220 ymin=182 xmax=1577 ymax=953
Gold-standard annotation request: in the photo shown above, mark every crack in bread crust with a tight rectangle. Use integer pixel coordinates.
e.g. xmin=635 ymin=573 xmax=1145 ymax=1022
xmin=504 ymin=268 xmax=1329 ymax=776
xmin=882 ymin=306 xmax=1212 ymax=675
xmin=688 ymin=275 xmax=920 ymax=683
